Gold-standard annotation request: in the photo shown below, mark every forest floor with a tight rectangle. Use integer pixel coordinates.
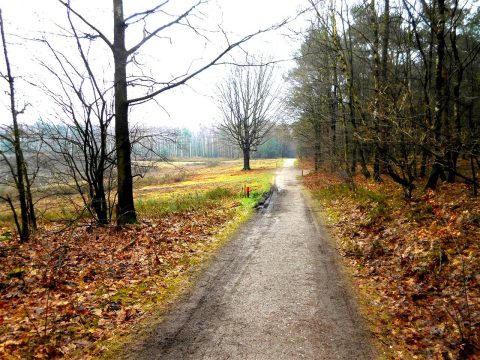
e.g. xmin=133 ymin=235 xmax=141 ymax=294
xmin=302 ymin=163 xmax=480 ymax=359
xmin=0 ymin=159 xmax=278 ymax=359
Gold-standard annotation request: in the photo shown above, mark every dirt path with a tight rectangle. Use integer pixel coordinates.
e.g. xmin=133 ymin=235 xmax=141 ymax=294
xmin=123 ymin=159 xmax=376 ymax=359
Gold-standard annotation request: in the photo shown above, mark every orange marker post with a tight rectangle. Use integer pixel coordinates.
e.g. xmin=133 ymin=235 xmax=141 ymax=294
xmin=246 ymin=186 xmax=250 ymax=198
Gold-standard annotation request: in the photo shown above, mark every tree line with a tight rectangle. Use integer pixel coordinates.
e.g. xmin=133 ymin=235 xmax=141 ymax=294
xmin=148 ymin=125 xmax=294 ymax=160
xmin=289 ymin=0 xmax=480 ymax=198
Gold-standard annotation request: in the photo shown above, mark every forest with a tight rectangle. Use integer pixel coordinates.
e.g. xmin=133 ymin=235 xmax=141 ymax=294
xmin=290 ymin=0 xmax=480 ymax=358
xmin=290 ymin=0 xmax=479 ymax=197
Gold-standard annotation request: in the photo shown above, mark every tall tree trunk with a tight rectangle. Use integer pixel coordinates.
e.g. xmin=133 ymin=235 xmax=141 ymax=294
xmin=313 ymin=121 xmax=322 ymax=171
xmin=330 ymin=57 xmax=338 ymax=171
xmin=420 ymin=149 xmax=428 ymax=177
xmin=92 ymin=189 xmax=109 ymax=225
xmin=350 ymin=142 xmax=358 ymax=175
xmin=336 ymin=58 xmax=351 ymax=172
xmin=471 ymin=156 xmax=477 ymax=196
xmin=373 ymin=151 xmax=381 ymax=181
xmin=314 ymin=142 xmax=321 ymax=171
xmin=448 ymin=3 xmax=463 ymax=183
xmin=381 ymin=0 xmax=390 ymax=83
xmin=113 ymin=0 xmax=136 ymax=224
xmin=377 ymin=0 xmax=390 ymax=181
xmin=98 ymin=122 xmax=109 ymax=224
xmin=371 ymin=0 xmax=382 ymax=182
xmin=403 ymin=0 xmax=434 ymax=179
xmin=426 ymin=0 xmax=448 ymax=190
xmin=12 ymin=134 xmax=28 ymax=241
xmin=23 ymin=162 xmax=36 ymax=230
xmin=335 ymin=7 xmax=370 ymax=178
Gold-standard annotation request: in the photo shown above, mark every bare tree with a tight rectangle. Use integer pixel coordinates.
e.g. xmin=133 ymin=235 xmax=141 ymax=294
xmin=34 ymin=24 xmax=115 ymax=224
xmin=59 ymin=0 xmax=287 ymax=224
xmin=0 ymin=9 xmax=36 ymax=240
xmin=39 ymin=25 xmax=117 ymax=224
xmin=217 ymin=63 xmax=277 ymax=170
xmin=290 ymin=0 xmax=480 ymax=198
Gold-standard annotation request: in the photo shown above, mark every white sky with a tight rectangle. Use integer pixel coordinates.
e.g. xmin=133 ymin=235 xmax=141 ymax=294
xmin=0 ymin=0 xmax=311 ymax=131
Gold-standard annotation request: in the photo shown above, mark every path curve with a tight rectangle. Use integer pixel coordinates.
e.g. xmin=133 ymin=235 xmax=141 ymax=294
xmin=124 ymin=159 xmax=376 ymax=359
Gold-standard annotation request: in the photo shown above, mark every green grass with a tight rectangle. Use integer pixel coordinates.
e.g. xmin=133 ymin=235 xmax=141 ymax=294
xmin=135 ymin=159 xmax=276 ymax=219
xmin=136 ymin=193 xmax=210 ymax=218
xmin=312 ymin=182 xmax=392 ymax=225
xmin=205 ymin=187 xmax=234 ymax=200
xmin=135 ymin=171 xmax=189 ymax=187
xmin=0 ymin=159 xmax=277 ymax=227
xmin=0 ymin=230 xmax=12 ymax=241
xmin=135 ymin=184 xmax=268 ymax=219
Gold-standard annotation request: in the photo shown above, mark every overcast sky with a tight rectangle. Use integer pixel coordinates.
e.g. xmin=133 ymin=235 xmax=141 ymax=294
xmin=0 ymin=0 xmax=311 ymax=130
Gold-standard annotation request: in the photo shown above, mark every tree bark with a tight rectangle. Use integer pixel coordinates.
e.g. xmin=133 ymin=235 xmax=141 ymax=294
xmin=426 ymin=0 xmax=448 ymax=190
xmin=420 ymin=149 xmax=428 ymax=177
xmin=381 ymin=0 xmax=390 ymax=83
xmin=335 ymin=8 xmax=370 ymax=178
xmin=471 ymin=156 xmax=477 ymax=196
xmin=243 ymin=148 xmax=251 ymax=170
xmin=330 ymin=58 xmax=338 ymax=170
xmin=23 ymin=162 xmax=36 ymax=230
xmin=371 ymin=0 xmax=382 ymax=182
xmin=448 ymin=3 xmax=463 ymax=183
xmin=113 ymin=0 xmax=136 ymax=224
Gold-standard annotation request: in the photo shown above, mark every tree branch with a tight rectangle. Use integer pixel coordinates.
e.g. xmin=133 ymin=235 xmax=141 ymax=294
xmin=127 ymin=21 xmax=287 ymax=106
xmin=127 ymin=0 xmax=204 ymax=56
xmin=57 ymin=0 xmax=113 ymax=50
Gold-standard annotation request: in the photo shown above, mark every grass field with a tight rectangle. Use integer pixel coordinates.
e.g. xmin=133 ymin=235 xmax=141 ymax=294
xmin=0 ymin=159 xmax=280 ymax=227
xmin=0 ymin=159 xmax=280 ymax=359
xmin=135 ymin=159 xmax=279 ymax=219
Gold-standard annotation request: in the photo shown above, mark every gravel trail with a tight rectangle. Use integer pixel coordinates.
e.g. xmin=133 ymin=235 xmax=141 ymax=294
xmin=124 ymin=159 xmax=376 ymax=359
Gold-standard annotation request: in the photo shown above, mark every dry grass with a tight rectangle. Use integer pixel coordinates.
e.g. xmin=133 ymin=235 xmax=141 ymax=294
xmin=0 ymin=159 xmax=279 ymax=228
